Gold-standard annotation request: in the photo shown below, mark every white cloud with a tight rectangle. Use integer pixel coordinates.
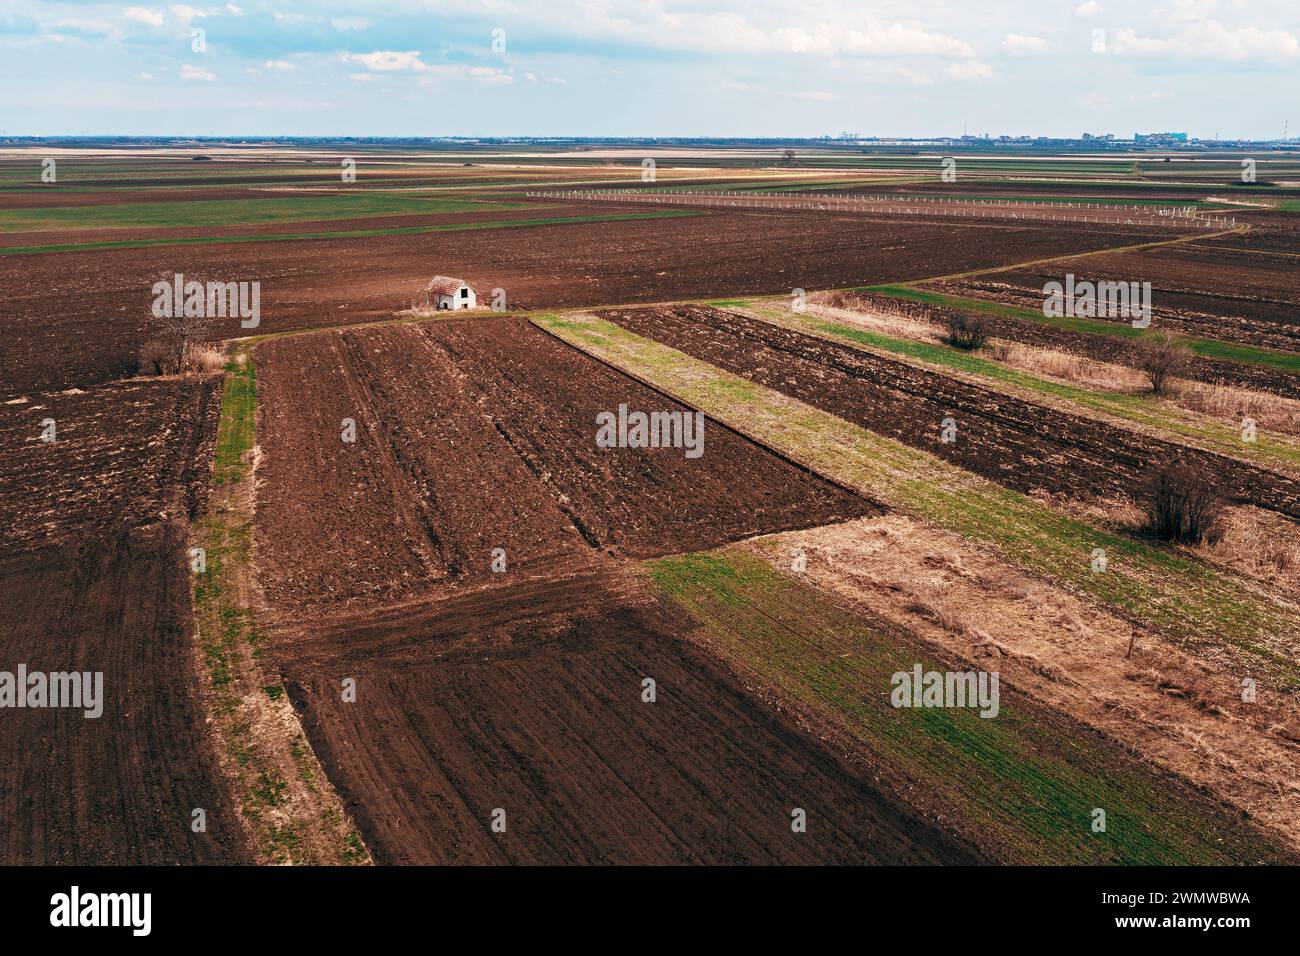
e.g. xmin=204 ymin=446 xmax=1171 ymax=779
xmin=226 ymin=4 xmax=243 ymax=15
xmin=331 ymin=17 xmax=370 ymax=32
xmin=1111 ymin=21 xmax=1300 ymax=59
xmin=1074 ymin=1 xmax=1104 ymax=18
xmin=170 ymin=5 xmax=209 ymax=24
xmin=775 ymin=23 xmax=974 ymax=57
xmin=342 ymin=51 xmax=514 ymax=84
xmin=342 ymin=50 xmax=426 ymax=71
xmin=264 ymin=59 xmax=295 ymax=70
xmin=180 ymin=62 xmax=216 ymax=80
xmin=946 ymin=60 xmax=993 ymax=80
xmin=1001 ymin=34 xmax=1047 ymax=55
xmin=123 ymin=7 xmax=165 ymax=27
xmin=137 ymin=71 xmax=156 ymax=80
xmin=1077 ymin=90 xmax=1110 ymax=110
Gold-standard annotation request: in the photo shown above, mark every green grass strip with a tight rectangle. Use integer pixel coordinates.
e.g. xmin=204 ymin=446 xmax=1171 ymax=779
xmin=648 ymin=549 xmax=1285 ymax=865
xmin=212 ymin=354 xmax=256 ymax=486
xmin=0 ymin=194 xmax=531 ymax=233
xmin=0 ymin=210 xmax=703 ymax=256
xmin=740 ymin=301 xmax=1300 ymax=473
xmin=865 ymin=285 xmax=1300 ymax=376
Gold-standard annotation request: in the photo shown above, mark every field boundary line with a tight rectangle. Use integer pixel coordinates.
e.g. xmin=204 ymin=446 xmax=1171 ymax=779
xmin=535 ymin=312 xmax=1300 ymax=685
xmin=877 ymin=224 xmax=1246 ymax=286
xmin=527 ymin=312 xmax=882 ymax=508
xmin=728 ymin=298 xmax=1300 ymax=481
xmin=190 ymin=348 xmax=373 ymax=865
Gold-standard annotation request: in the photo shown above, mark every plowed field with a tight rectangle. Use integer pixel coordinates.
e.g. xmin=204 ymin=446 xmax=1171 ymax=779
xmin=254 ymin=317 xmax=873 ymax=625
xmin=596 ymin=304 xmax=1300 ymax=517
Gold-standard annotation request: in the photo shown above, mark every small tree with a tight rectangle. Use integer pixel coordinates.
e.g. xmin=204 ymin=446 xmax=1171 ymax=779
xmin=1139 ymin=462 xmax=1224 ymax=545
xmin=137 ymin=339 xmax=177 ymax=376
xmin=142 ymin=307 xmax=206 ymax=375
xmin=781 ymin=148 xmax=797 ymax=166
xmin=942 ymin=313 xmax=990 ymax=350
xmin=1135 ymin=331 xmax=1191 ymax=396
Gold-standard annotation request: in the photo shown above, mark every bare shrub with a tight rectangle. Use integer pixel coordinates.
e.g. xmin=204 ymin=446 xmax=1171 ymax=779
xmin=1139 ymin=462 xmax=1224 ymax=545
xmin=137 ymin=338 xmax=179 ymax=376
xmin=183 ymin=344 xmax=227 ymax=374
xmin=1135 ymin=331 xmax=1192 ymax=396
xmin=942 ymin=313 xmax=990 ymax=350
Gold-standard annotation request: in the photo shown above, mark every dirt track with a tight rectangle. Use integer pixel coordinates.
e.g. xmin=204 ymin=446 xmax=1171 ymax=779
xmin=597 ymin=304 xmax=1300 ymax=518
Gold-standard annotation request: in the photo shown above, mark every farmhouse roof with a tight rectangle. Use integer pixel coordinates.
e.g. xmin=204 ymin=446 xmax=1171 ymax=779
xmin=425 ymin=275 xmax=471 ymax=296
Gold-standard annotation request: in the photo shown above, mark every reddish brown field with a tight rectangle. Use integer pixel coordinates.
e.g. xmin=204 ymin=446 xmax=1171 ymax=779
xmin=598 ymin=304 xmax=1300 ymax=517
xmin=248 ymin=317 xmax=982 ymax=864
xmin=278 ymin=576 xmax=980 ymax=865
xmin=0 ymin=379 xmax=219 ymax=553
xmin=1 ymin=207 xmax=1164 ymax=397
xmin=0 ymin=378 xmax=245 ymax=864
xmin=254 ymin=317 xmax=872 ymax=624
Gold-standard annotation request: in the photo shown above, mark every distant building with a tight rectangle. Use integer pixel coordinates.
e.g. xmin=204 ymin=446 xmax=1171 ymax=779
xmin=424 ymin=275 xmax=476 ymax=310
xmin=1135 ymin=132 xmax=1188 ymax=145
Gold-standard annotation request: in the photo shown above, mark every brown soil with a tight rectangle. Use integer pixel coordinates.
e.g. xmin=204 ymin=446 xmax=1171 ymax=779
xmin=0 ymin=376 xmax=246 ymax=863
xmin=277 ymin=569 xmax=982 ymax=865
xmin=941 ymin=242 xmax=1300 ymax=352
xmin=253 ymin=317 xmax=873 ymax=626
xmin=597 ymin=304 xmax=1300 ymax=519
xmin=1 ymin=210 xmax=1160 ymax=397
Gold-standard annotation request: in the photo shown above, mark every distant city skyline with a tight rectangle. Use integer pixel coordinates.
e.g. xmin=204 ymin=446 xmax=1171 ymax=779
xmin=2 ymin=1 xmax=1297 ymax=139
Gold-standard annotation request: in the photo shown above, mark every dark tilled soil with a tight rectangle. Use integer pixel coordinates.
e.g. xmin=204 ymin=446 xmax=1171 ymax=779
xmin=278 ymin=575 xmax=982 ymax=865
xmin=597 ymin=304 xmax=1300 ymax=518
xmin=0 ymin=377 xmax=220 ymax=554
xmin=0 ymin=375 xmax=245 ymax=864
xmin=0 ymin=524 xmax=247 ymax=864
xmin=0 ymin=209 xmax=1158 ymax=397
xmin=941 ymin=243 xmax=1300 ymax=353
xmin=254 ymin=317 xmax=873 ymax=624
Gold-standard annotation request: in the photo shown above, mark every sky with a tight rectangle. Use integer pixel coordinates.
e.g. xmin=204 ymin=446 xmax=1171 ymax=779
xmin=1 ymin=0 xmax=1297 ymax=138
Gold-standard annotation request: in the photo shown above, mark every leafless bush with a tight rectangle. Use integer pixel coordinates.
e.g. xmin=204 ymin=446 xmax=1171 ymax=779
xmin=137 ymin=338 xmax=180 ymax=376
xmin=942 ymin=313 xmax=990 ymax=350
xmin=1135 ymin=331 xmax=1192 ymax=395
xmin=1139 ymin=462 xmax=1224 ymax=545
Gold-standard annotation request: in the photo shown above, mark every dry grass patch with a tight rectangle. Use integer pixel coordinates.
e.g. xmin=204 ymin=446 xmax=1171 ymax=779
xmin=988 ymin=339 xmax=1147 ymax=391
xmin=1177 ymin=379 xmax=1300 ymax=436
xmin=747 ymin=515 xmax=1300 ymax=854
